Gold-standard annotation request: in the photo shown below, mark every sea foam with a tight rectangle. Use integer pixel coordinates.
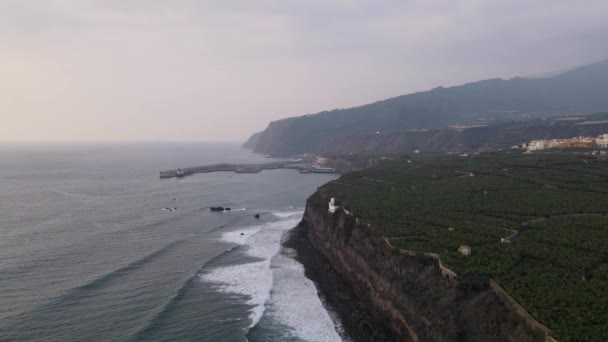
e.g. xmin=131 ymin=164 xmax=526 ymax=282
xmin=267 ymin=245 xmax=342 ymax=341
xmin=201 ymin=259 xmax=273 ymax=327
xmin=200 ymin=217 xmax=301 ymax=328
xmin=200 ymin=214 xmax=341 ymax=341
xmin=271 ymin=209 xmax=304 ymax=219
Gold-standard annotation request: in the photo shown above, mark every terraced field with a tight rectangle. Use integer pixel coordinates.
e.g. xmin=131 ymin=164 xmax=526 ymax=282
xmin=321 ymin=151 xmax=608 ymax=341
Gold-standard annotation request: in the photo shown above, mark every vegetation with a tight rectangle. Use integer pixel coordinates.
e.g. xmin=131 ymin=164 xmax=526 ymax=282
xmin=320 ymin=151 xmax=608 ymax=341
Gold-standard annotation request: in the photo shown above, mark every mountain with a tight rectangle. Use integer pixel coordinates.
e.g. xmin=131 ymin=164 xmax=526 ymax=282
xmin=242 ymin=131 xmax=262 ymax=149
xmin=245 ymin=59 xmax=608 ymax=156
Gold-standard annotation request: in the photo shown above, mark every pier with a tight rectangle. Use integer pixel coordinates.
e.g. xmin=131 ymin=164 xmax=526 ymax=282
xmin=159 ymin=161 xmax=337 ymax=178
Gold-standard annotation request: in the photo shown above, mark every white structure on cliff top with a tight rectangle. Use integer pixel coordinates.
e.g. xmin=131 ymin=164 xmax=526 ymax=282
xmin=598 ymin=134 xmax=608 ymax=148
xmin=458 ymin=245 xmax=471 ymax=256
xmin=328 ymin=198 xmax=338 ymax=213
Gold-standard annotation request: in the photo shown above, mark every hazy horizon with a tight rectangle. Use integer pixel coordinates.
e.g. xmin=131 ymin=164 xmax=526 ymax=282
xmin=2 ymin=0 xmax=608 ymax=142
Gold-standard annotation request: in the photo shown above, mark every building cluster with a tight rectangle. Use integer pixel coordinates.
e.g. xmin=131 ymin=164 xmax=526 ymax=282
xmin=524 ymin=134 xmax=608 ymax=151
xmin=599 ymin=134 xmax=608 ymax=148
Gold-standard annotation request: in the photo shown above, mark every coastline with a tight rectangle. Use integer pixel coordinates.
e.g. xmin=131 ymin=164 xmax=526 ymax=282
xmin=284 ymin=190 xmax=549 ymax=342
xmin=284 ymin=223 xmax=395 ymax=342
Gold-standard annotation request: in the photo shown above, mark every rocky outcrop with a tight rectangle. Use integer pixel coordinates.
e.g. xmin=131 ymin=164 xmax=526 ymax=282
xmin=296 ymin=190 xmax=550 ymax=342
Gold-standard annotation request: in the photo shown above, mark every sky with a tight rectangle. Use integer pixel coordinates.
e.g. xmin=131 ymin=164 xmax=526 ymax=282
xmin=1 ymin=0 xmax=608 ymax=142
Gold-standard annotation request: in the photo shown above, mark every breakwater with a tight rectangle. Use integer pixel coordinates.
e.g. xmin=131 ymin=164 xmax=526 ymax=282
xmin=159 ymin=161 xmax=337 ymax=178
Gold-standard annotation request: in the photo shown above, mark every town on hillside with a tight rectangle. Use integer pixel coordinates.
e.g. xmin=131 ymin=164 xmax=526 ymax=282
xmin=519 ymin=133 xmax=608 ymax=152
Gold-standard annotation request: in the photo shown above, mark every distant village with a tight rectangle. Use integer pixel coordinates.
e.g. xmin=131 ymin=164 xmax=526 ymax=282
xmin=522 ymin=133 xmax=608 ymax=153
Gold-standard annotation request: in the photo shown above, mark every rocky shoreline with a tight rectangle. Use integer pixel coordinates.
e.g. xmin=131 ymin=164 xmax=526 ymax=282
xmin=284 ymin=223 xmax=395 ymax=342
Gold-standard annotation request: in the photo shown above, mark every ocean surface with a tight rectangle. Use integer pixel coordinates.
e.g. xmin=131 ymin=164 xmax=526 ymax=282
xmin=0 ymin=142 xmax=341 ymax=342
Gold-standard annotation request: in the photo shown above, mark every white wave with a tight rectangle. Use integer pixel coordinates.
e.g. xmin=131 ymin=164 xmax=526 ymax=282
xmin=201 ymin=215 xmax=342 ymax=340
xmin=272 ymin=209 xmax=304 ymax=219
xmin=178 ymin=179 xmax=206 ymax=183
xmin=202 ymin=259 xmax=273 ymax=327
xmin=200 ymin=217 xmax=302 ymax=328
xmin=267 ymin=245 xmax=342 ymax=342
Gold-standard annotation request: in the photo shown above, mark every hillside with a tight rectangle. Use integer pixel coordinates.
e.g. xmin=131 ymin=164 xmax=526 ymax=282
xmin=246 ymin=60 xmax=608 ymax=156
xmin=319 ymin=112 xmax=608 ymax=155
xmin=318 ymin=151 xmax=608 ymax=340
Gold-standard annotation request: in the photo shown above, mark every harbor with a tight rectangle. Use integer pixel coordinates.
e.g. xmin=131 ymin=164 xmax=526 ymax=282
xmin=159 ymin=161 xmax=337 ymax=178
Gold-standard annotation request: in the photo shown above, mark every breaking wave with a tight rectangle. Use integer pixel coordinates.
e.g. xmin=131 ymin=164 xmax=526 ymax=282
xmin=199 ymin=214 xmax=342 ymax=341
xmin=271 ymin=208 xmax=304 ymax=219
xmin=200 ymin=218 xmax=300 ymax=328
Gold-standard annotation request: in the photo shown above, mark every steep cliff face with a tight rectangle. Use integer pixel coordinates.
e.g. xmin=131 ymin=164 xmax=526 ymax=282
xmin=298 ymin=190 xmax=548 ymax=342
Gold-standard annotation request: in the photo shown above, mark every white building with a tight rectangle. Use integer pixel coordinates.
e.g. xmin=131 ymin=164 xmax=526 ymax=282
xmin=527 ymin=140 xmax=546 ymax=151
xmin=328 ymin=198 xmax=338 ymax=213
xmin=314 ymin=156 xmax=328 ymax=165
xmin=597 ymin=134 xmax=608 ymax=148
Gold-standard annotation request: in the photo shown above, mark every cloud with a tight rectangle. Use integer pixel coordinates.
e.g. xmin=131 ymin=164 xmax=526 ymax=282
xmin=1 ymin=0 xmax=607 ymax=141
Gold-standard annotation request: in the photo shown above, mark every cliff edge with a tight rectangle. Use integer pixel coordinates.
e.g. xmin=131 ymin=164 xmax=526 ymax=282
xmin=290 ymin=190 xmax=551 ymax=342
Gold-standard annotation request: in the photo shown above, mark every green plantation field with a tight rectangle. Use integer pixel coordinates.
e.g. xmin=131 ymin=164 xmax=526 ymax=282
xmin=321 ymin=151 xmax=608 ymax=341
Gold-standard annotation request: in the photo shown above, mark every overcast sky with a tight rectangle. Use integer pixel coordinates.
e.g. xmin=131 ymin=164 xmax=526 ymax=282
xmin=2 ymin=0 xmax=608 ymax=142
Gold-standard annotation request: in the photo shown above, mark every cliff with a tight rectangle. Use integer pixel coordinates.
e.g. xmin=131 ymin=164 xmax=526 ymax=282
xmin=247 ymin=59 xmax=608 ymax=156
xmin=242 ymin=131 xmax=263 ymax=149
xmin=291 ymin=190 xmax=550 ymax=342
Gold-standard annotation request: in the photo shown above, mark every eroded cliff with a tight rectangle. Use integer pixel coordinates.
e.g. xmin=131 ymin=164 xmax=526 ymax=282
xmin=293 ymin=190 xmax=550 ymax=342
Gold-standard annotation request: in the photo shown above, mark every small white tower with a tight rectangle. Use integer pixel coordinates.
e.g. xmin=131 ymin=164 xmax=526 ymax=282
xmin=458 ymin=245 xmax=471 ymax=256
xmin=328 ymin=198 xmax=338 ymax=213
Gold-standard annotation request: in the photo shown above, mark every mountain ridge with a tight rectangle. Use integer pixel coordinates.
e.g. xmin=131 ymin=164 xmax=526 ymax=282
xmin=245 ymin=59 xmax=608 ymax=156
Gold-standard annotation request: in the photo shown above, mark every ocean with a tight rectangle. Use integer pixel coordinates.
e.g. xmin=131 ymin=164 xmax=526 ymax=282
xmin=0 ymin=142 xmax=341 ymax=342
